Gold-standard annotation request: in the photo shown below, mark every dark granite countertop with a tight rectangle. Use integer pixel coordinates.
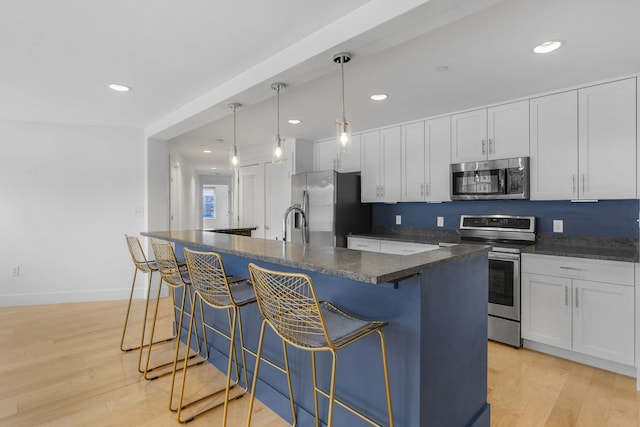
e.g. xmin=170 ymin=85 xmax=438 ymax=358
xmin=142 ymin=229 xmax=490 ymax=284
xmin=521 ymin=234 xmax=639 ymax=263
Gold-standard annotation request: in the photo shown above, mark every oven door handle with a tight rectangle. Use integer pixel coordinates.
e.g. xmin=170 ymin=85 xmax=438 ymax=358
xmin=488 ymin=252 xmax=520 ymax=262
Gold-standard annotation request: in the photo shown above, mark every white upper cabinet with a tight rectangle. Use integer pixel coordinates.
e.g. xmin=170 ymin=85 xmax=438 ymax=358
xmin=451 ymin=100 xmax=529 ymax=163
xmin=530 ymin=91 xmax=579 ymax=200
xmin=313 ymin=135 xmax=361 ymax=173
xmin=361 ymin=127 xmax=401 ymax=202
xmin=578 ymin=78 xmax=636 ymax=200
xmin=401 ymin=117 xmax=451 ymax=202
xmin=530 ymin=78 xmax=636 ymax=200
xmin=487 ymin=100 xmax=530 ymax=159
xmin=336 ymin=133 xmax=361 ymax=172
xmin=451 ymin=108 xmax=487 ymax=163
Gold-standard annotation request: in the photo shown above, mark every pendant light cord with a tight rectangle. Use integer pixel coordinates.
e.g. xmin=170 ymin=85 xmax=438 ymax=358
xmin=276 ymin=85 xmax=280 ymax=138
xmin=340 ymin=60 xmax=346 ymax=121
xmin=233 ymin=105 xmax=237 ymax=154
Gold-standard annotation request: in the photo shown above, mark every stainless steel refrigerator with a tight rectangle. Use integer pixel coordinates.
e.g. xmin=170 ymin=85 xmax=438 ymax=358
xmin=286 ymin=170 xmax=371 ymax=247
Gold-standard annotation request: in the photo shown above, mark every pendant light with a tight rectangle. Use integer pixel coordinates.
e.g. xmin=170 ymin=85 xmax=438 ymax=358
xmin=228 ymin=103 xmax=241 ymax=169
xmin=271 ymin=82 xmax=286 ymax=164
xmin=333 ymin=52 xmax=352 ymax=154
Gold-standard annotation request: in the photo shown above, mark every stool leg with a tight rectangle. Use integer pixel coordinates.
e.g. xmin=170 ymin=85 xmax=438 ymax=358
xmin=176 ymin=291 xmax=199 ymax=422
xmin=245 ymin=320 xmax=267 ymax=427
xmin=120 ymin=267 xmax=139 ymax=352
xmin=221 ymin=308 xmax=238 ymax=426
xmin=378 ymin=330 xmax=394 ymax=427
xmin=281 ymin=340 xmax=297 ymax=426
xmin=327 ymin=350 xmax=338 ymax=427
xmin=311 ymin=352 xmax=320 ymax=427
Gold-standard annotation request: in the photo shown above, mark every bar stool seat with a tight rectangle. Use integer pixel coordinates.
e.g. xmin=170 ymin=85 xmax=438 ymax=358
xmin=172 ymin=248 xmax=256 ymax=424
xmin=246 ymin=263 xmax=394 ymax=427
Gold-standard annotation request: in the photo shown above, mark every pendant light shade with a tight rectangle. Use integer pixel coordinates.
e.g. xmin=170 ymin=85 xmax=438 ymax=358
xmin=271 ymin=82 xmax=286 ymax=164
xmin=333 ymin=52 xmax=352 ymax=154
xmin=228 ymin=103 xmax=241 ymax=169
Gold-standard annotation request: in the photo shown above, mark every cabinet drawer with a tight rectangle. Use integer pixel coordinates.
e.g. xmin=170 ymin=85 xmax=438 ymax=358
xmin=380 ymin=240 xmax=439 ymax=255
xmin=347 ymin=237 xmax=380 ymax=253
xmin=522 ymin=253 xmax=634 ymax=286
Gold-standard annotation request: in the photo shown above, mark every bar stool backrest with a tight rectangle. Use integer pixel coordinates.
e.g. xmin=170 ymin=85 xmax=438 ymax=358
xmin=183 ymin=249 xmax=237 ymax=308
xmin=126 ymin=235 xmax=153 ymax=273
xmin=248 ymin=263 xmax=330 ymax=350
xmin=151 ymin=240 xmax=187 ymax=288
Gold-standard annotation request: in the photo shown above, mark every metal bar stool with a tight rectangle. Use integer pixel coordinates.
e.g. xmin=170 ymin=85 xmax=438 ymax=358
xmin=145 ymin=240 xmax=203 ymax=381
xmin=246 ymin=263 xmax=394 ymax=427
xmin=171 ymin=248 xmax=256 ymax=424
xmin=122 ymin=235 xmax=176 ymax=369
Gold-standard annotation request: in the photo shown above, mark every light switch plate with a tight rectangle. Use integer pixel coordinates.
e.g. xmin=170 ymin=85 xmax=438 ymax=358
xmin=395 ymin=215 xmax=402 ymax=225
xmin=553 ymin=220 xmax=563 ymax=233
xmin=437 ymin=216 xmax=444 ymax=227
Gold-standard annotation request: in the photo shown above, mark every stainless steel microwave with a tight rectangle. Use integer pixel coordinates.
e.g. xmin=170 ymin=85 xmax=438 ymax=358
xmin=451 ymin=157 xmax=530 ymax=200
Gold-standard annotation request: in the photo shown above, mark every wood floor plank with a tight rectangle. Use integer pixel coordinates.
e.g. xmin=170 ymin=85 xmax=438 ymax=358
xmin=2 ymin=300 xmax=639 ymax=426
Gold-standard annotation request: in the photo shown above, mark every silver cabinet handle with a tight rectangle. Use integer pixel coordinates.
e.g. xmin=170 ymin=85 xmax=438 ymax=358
xmin=575 ymin=288 xmax=579 ymax=308
xmin=581 ymin=174 xmax=585 ymax=193
xmin=481 ymin=139 xmax=486 ymax=155
xmin=488 ymin=138 xmax=494 ymax=154
xmin=420 ymin=183 xmax=424 ymax=197
xmin=572 ymin=175 xmax=576 ymax=194
xmin=425 ymin=183 xmax=429 ymax=197
xmin=565 ymin=285 xmax=568 ymax=306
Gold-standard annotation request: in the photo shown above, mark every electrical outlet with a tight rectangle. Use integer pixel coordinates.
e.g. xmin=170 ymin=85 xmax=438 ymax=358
xmin=553 ymin=220 xmax=563 ymax=233
xmin=395 ymin=215 xmax=402 ymax=225
xmin=10 ymin=266 xmax=19 ymax=277
xmin=437 ymin=217 xmax=444 ymax=227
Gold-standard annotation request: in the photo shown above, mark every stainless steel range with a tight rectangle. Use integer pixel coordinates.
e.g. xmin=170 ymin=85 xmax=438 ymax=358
xmin=459 ymin=214 xmax=536 ymax=347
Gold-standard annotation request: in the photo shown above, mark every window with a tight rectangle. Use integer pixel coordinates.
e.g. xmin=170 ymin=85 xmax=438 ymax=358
xmin=203 ymin=186 xmax=216 ymax=219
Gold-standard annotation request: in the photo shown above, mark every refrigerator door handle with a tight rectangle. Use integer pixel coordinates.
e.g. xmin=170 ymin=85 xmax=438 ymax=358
xmin=302 ymin=190 xmax=308 ymax=216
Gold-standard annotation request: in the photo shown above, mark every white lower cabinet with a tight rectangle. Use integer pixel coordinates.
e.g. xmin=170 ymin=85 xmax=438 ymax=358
xmin=347 ymin=236 xmax=438 ymax=255
xmin=522 ymin=254 xmax=635 ymax=366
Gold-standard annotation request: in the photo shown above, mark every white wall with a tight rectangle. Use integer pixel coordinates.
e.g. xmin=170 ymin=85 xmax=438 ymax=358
xmin=0 ymin=120 xmax=147 ymax=306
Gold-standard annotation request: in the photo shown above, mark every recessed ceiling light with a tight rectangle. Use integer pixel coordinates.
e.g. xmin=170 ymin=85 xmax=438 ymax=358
xmin=210 ymin=167 xmax=217 ymax=170
xmin=108 ymin=83 xmax=131 ymax=92
xmin=533 ymin=40 xmax=563 ymax=54
xmin=203 ymin=150 xmax=212 ymax=153
xmin=370 ymin=93 xmax=388 ymax=101
xmin=288 ymin=119 xmax=302 ymax=125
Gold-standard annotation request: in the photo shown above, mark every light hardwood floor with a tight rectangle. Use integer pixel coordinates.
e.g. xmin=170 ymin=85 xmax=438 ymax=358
xmin=1 ymin=298 xmax=639 ymax=426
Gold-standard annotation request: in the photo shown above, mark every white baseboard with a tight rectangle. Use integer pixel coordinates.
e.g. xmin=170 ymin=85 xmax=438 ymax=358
xmin=523 ymin=339 xmax=636 ymax=379
xmin=0 ymin=288 xmax=145 ymax=307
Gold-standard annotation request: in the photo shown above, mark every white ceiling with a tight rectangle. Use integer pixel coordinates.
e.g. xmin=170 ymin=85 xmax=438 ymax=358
xmin=3 ymin=0 xmax=640 ymax=173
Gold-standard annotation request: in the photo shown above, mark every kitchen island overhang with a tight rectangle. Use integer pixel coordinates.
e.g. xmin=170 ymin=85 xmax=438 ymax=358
xmin=142 ymin=230 xmax=491 ymax=426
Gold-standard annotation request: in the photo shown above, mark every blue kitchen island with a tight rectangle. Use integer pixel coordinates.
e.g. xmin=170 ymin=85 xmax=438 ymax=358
xmin=142 ymin=230 xmax=490 ymax=427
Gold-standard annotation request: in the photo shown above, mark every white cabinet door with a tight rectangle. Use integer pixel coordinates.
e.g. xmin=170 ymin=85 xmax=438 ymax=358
xmin=529 ymin=91 xmax=578 ymax=200
xmin=487 ymin=100 xmax=529 ymax=160
xmin=451 ymin=108 xmax=487 ymax=163
xmin=401 ymin=121 xmax=426 ymax=202
xmin=264 ymin=161 xmax=290 ymax=240
xmin=572 ymin=279 xmax=635 ymax=365
xmin=337 ymin=133 xmax=361 ymax=173
xmin=360 ymin=130 xmax=381 ymax=202
xmin=313 ymin=139 xmax=336 ymax=172
xmin=381 ymin=126 xmax=402 ymax=202
xmin=521 ymin=272 xmax=572 ymax=350
xmin=379 ymin=240 xmax=439 ymax=255
xmin=426 ymin=116 xmax=452 ymax=201
xmin=347 ymin=237 xmax=380 ymax=253
xmin=578 ymin=78 xmax=637 ymax=200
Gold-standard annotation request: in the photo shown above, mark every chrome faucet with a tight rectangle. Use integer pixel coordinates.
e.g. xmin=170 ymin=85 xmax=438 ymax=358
xmin=283 ymin=205 xmax=307 ymax=244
